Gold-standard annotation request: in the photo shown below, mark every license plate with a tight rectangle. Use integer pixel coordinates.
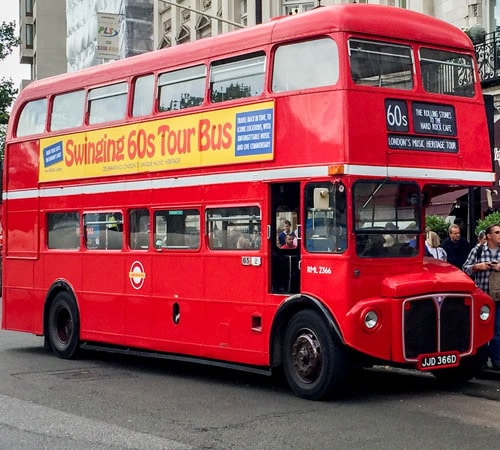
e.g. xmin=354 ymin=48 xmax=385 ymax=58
xmin=417 ymin=352 xmax=460 ymax=371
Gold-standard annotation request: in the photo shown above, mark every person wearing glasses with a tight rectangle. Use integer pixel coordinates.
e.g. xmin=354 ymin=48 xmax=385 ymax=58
xmin=463 ymin=223 xmax=500 ymax=370
xmin=441 ymin=223 xmax=470 ymax=269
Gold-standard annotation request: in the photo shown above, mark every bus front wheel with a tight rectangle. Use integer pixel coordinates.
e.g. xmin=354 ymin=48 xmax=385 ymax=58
xmin=283 ymin=309 xmax=347 ymax=400
xmin=47 ymin=292 xmax=80 ymax=359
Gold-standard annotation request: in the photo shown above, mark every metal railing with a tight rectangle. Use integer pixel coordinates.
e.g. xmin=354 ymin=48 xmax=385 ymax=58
xmin=474 ymin=31 xmax=500 ymax=87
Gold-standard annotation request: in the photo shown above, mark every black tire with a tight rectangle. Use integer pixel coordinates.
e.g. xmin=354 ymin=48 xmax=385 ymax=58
xmin=283 ymin=309 xmax=347 ymax=400
xmin=47 ymin=292 xmax=80 ymax=359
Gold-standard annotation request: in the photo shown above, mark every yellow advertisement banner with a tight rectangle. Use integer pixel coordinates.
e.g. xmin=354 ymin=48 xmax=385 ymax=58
xmin=40 ymin=101 xmax=274 ymax=182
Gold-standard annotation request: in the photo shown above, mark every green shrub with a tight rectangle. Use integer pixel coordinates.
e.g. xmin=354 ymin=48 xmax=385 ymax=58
xmin=425 ymin=215 xmax=449 ymax=241
xmin=475 ymin=212 xmax=500 ymax=236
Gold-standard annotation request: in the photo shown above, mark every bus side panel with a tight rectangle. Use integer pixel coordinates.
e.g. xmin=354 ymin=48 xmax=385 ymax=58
xmin=2 ymin=261 xmax=39 ymax=333
xmin=79 ymin=253 xmax=126 ymax=342
xmin=344 ymin=91 xmax=492 ymax=175
xmin=202 ymin=251 xmax=267 ymax=365
xmin=42 ymin=252 xmax=83 ymax=307
xmin=149 ymin=251 xmax=205 ymax=353
xmin=2 ymin=194 xmax=40 ymax=332
xmin=4 ymin=206 xmax=39 ymax=258
xmin=5 ymin=141 xmax=39 ymax=191
xmin=122 ymin=254 xmax=152 ymax=346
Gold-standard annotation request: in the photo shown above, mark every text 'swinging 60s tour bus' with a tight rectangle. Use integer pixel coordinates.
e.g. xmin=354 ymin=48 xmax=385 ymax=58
xmin=2 ymin=4 xmax=495 ymax=400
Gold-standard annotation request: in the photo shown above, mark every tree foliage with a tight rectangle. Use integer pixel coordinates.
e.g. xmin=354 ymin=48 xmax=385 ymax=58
xmin=0 ymin=21 xmax=21 ymax=159
xmin=475 ymin=212 xmax=500 ymax=236
xmin=425 ymin=215 xmax=449 ymax=241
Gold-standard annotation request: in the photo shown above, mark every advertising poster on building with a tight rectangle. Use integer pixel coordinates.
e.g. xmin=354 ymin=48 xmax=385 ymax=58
xmin=97 ymin=12 xmax=121 ymax=59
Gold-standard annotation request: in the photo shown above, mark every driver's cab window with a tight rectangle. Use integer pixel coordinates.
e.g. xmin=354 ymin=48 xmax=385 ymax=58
xmin=304 ymin=182 xmax=347 ymax=253
xmin=276 ymin=209 xmax=298 ymax=249
xmin=353 ymin=180 xmax=420 ymax=258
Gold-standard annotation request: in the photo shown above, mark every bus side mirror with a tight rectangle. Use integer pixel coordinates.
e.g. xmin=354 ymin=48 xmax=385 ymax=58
xmin=313 ymin=188 xmax=329 ymax=210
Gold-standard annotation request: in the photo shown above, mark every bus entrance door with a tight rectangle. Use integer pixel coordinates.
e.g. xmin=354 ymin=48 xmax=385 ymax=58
xmin=270 ymin=183 xmax=300 ymax=295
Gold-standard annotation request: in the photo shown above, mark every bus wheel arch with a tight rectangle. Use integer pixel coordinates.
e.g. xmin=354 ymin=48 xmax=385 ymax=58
xmin=44 ymin=282 xmax=80 ymax=359
xmin=270 ymin=296 xmax=347 ymax=400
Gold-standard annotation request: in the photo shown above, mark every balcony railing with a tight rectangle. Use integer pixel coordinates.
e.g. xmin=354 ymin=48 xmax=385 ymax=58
xmin=474 ymin=31 xmax=500 ymax=87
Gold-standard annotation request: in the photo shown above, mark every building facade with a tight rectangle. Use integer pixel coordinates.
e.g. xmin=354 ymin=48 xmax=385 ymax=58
xmin=66 ymin=0 xmax=153 ymax=72
xmin=153 ymin=1 xmax=496 ymax=51
xmin=19 ymin=0 xmax=67 ymax=83
xmin=18 ymin=0 xmax=153 ymax=81
xmin=19 ymin=1 xmax=498 ymax=80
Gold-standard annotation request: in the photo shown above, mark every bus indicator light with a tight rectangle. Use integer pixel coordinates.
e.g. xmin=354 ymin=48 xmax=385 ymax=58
xmin=328 ymin=165 xmax=344 ymax=175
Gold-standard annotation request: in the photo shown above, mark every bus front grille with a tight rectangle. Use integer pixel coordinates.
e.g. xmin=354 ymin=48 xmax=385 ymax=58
xmin=403 ymin=295 xmax=472 ymax=359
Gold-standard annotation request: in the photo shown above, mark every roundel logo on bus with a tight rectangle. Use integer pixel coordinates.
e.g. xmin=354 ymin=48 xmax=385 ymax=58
xmin=129 ymin=261 xmax=146 ymax=290
xmin=40 ymin=101 xmax=274 ymax=182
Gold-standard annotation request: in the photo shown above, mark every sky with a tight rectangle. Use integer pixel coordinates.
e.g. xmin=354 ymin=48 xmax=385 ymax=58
xmin=0 ymin=2 xmax=31 ymax=88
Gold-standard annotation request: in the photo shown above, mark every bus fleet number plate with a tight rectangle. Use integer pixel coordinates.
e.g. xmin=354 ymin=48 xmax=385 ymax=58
xmin=417 ymin=352 xmax=460 ymax=371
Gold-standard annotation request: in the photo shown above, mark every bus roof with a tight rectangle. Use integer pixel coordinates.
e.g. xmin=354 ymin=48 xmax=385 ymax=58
xmin=12 ymin=4 xmax=472 ymax=109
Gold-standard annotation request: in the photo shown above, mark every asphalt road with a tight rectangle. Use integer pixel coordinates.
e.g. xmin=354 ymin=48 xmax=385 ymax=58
xmin=1 ymin=322 xmax=500 ymax=449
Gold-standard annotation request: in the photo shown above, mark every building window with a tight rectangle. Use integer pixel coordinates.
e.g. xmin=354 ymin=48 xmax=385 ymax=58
xmin=196 ymin=15 xmax=211 ymax=40
xmin=163 ymin=19 xmax=172 ymax=33
xmin=26 ymin=23 xmax=34 ymax=49
xmin=176 ymin=25 xmax=190 ymax=44
xmin=26 ymin=0 xmax=33 ymax=16
xmin=159 ymin=36 xmax=172 ymax=49
xmin=159 ymin=3 xmax=171 ymax=13
xmin=241 ymin=0 xmax=248 ymax=25
xmin=283 ymin=1 xmax=314 ymax=15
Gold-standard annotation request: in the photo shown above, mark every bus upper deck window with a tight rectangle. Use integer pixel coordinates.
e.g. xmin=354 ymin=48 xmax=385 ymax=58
xmin=349 ymin=39 xmax=413 ymax=90
xmin=50 ymin=90 xmax=85 ymax=131
xmin=210 ymin=53 xmax=265 ymax=103
xmin=88 ymin=82 xmax=128 ymax=125
xmin=132 ymin=74 xmax=155 ymax=117
xmin=420 ymin=48 xmax=475 ymax=97
xmin=272 ymin=38 xmax=339 ymax=92
xmin=158 ymin=65 xmax=205 ymax=112
xmin=16 ymin=98 xmax=47 ymax=137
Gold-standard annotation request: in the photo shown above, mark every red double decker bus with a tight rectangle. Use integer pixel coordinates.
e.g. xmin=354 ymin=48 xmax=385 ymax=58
xmin=2 ymin=4 xmax=495 ymax=400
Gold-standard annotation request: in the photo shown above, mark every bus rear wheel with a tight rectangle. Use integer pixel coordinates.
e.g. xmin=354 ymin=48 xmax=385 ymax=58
xmin=47 ymin=292 xmax=80 ymax=359
xmin=283 ymin=309 xmax=347 ymax=400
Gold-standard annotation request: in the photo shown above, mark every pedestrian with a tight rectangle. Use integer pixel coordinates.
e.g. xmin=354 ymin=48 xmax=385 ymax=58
xmin=278 ymin=219 xmax=296 ymax=246
xmin=441 ymin=223 xmax=470 ymax=268
xmin=425 ymin=230 xmax=447 ymax=261
xmin=463 ymin=223 xmax=500 ymax=370
xmin=477 ymin=229 xmax=486 ymax=246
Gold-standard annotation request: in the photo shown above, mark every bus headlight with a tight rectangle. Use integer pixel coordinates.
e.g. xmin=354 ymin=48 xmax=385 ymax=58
xmin=364 ymin=310 xmax=379 ymax=329
xmin=480 ymin=305 xmax=491 ymax=321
